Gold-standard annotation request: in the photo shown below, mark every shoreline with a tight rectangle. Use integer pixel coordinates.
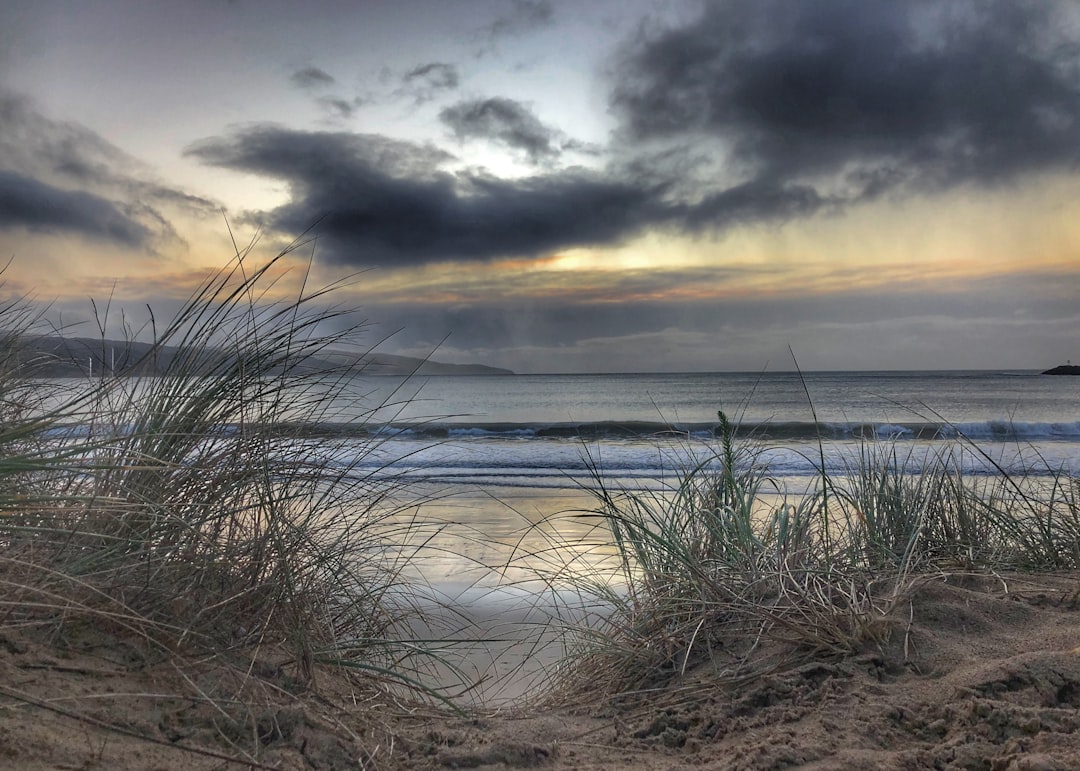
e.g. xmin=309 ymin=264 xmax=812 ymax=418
xmin=5 ymin=309 xmax=1079 ymax=768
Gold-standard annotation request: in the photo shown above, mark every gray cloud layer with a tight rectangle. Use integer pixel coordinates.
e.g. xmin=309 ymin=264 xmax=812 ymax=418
xmin=189 ymin=1 xmax=1080 ymax=268
xmin=358 ymin=265 xmax=1080 ymax=372
xmin=0 ymin=91 xmax=215 ymax=247
xmin=0 ymin=169 xmax=151 ymax=246
xmin=613 ymin=0 xmax=1080 ymax=195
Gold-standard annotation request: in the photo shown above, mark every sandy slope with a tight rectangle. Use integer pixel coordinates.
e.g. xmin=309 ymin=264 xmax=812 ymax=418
xmin=2 ymin=572 xmax=1079 ymax=770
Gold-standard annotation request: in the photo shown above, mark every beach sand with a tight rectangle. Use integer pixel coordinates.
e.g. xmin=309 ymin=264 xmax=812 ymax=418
xmin=2 ymin=572 xmax=1080 ymax=769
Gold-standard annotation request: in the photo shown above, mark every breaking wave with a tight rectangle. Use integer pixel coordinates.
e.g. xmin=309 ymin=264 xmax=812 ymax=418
xmin=261 ymin=418 xmax=1080 ymax=443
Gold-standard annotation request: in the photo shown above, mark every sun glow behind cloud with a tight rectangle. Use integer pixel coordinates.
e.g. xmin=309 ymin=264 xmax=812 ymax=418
xmin=339 ymin=171 xmax=1080 ymax=311
xmin=2 ymin=0 xmax=1079 ymax=371
xmin=11 ymin=164 xmax=1076 ymax=358
xmin=278 ymin=168 xmax=1080 ymax=326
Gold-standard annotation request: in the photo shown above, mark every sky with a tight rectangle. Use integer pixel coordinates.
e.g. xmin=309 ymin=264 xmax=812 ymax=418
xmin=1 ymin=0 xmax=1078 ymax=373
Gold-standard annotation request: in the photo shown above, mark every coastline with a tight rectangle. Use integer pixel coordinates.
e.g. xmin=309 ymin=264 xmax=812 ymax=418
xmin=5 ymin=314 xmax=1079 ymax=768
xmin=5 ymin=442 xmax=1080 ymax=767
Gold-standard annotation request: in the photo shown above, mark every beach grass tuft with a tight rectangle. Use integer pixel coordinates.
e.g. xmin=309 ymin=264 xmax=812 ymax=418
xmin=539 ymin=410 xmax=1080 ymax=700
xmin=0 ymin=239 xmax=461 ymax=713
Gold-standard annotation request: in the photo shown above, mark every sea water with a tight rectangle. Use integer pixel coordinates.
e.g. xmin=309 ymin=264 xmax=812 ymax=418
xmin=311 ymin=370 xmax=1080 ymax=572
xmin=332 ymin=369 xmax=1079 ymax=486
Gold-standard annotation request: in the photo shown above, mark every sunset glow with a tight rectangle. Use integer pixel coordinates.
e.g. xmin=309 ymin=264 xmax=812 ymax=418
xmin=2 ymin=0 xmax=1078 ymax=371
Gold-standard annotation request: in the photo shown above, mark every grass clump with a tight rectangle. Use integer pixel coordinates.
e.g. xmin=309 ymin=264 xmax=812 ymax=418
xmin=0 ymin=239 xmax=445 ymax=709
xmin=549 ymin=410 xmax=1080 ymax=699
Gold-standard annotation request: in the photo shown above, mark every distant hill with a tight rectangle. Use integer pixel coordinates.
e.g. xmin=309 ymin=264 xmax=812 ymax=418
xmin=8 ymin=335 xmax=513 ymax=377
xmin=1042 ymin=364 xmax=1080 ymax=375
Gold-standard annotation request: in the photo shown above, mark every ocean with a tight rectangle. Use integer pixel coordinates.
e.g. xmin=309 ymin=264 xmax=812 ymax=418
xmin=342 ymin=370 xmax=1080 ymax=491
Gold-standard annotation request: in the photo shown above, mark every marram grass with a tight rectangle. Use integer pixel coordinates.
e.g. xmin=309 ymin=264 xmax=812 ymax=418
xmin=0 ymin=241 xmax=459 ymax=702
xmin=533 ymin=411 xmax=1080 ymax=699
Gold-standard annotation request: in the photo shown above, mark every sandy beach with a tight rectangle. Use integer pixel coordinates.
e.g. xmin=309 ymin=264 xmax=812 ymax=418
xmin=2 ymin=570 xmax=1079 ymax=770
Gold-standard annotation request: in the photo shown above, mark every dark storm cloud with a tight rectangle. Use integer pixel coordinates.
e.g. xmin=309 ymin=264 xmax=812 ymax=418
xmin=440 ymin=97 xmax=560 ymax=162
xmin=400 ymin=62 xmax=459 ymax=103
xmin=682 ymin=179 xmax=833 ymax=232
xmin=611 ymin=0 xmax=1080 ymax=201
xmin=289 ymin=66 xmax=336 ymax=90
xmin=184 ymin=120 xmax=841 ymax=264
xmin=0 ymin=170 xmax=151 ymax=246
xmin=0 ymin=91 xmax=215 ymax=245
xmin=185 ymin=125 xmax=669 ymax=266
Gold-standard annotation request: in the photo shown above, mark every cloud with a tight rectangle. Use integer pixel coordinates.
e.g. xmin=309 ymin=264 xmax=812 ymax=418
xmin=0 ymin=169 xmax=152 ymax=246
xmin=486 ymin=0 xmax=554 ymax=39
xmin=400 ymin=62 xmax=459 ymax=103
xmin=362 ymin=267 xmax=1080 ymax=372
xmin=186 ymin=124 xmax=669 ymax=267
xmin=289 ymin=66 xmax=335 ymax=90
xmin=440 ymin=97 xmax=560 ymax=162
xmin=473 ymin=0 xmax=556 ymax=59
xmin=183 ymin=120 xmax=854 ymax=267
xmin=611 ymin=0 xmax=1080 ymax=202
xmin=286 ymin=67 xmax=363 ymax=121
xmin=0 ymin=91 xmax=214 ymax=246
xmin=2 ymin=92 xmax=131 ymax=184
xmin=682 ymin=179 xmax=833 ymax=232
xmin=184 ymin=1 xmax=1080 ymax=267
xmin=316 ymin=95 xmax=362 ymax=121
